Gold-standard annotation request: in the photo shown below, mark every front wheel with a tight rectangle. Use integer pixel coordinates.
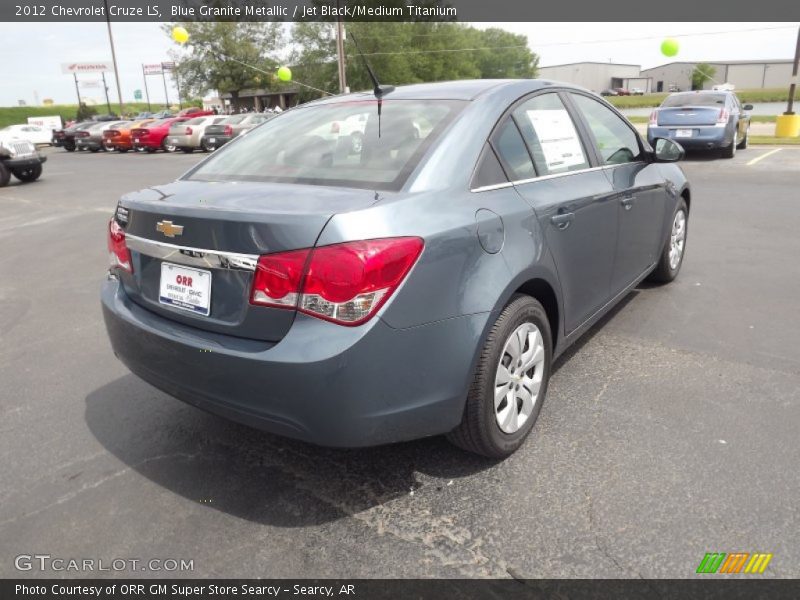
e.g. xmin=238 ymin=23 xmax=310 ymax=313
xmin=447 ymin=295 xmax=552 ymax=458
xmin=11 ymin=163 xmax=42 ymax=183
xmin=647 ymin=198 xmax=688 ymax=284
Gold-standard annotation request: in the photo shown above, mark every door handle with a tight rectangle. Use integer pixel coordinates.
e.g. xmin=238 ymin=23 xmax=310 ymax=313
xmin=620 ymin=196 xmax=635 ymax=210
xmin=550 ymin=212 xmax=575 ymax=230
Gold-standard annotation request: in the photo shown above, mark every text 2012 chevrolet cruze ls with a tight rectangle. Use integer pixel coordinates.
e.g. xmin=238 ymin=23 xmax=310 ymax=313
xmin=102 ymin=80 xmax=690 ymax=458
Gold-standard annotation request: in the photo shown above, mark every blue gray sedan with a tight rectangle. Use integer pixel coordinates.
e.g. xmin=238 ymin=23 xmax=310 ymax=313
xmin=102 ymin=79 xmax=691 ymax=457
xmin=647 ymin=90 xmax=752 ymax=158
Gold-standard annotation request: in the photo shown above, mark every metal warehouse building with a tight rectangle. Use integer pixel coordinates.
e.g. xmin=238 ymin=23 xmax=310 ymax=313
xmin=639 ymin=60 xmax=794 ymax=92
xmin=537 ymin=62 xmax=649 ymax=93
xmin=538 ymin=59 xmax=794 ymax=94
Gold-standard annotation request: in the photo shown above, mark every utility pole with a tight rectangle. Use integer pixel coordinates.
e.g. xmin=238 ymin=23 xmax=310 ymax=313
xmin=335 ymin=0 xmax=347 ymax=94
xmin=162 ymin=70 xmax=170 ymax=110
xmin=102 ymin=0 xmax=124 ymax=116
xmin=786 ymin=25 xmax=800 ymax=115
xmin=73 ymin=73 xmax=82 ymax=109
xmin=102 ymin=72 xmax=112 ymax=114
xmin=142 ymin=65 xmax=152 ymax=112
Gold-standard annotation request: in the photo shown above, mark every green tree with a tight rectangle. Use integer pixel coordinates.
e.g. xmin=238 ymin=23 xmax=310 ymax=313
xmin=290 ymin=22 xmax=538 ymax=102
xmin=692 ymin=63 xmax=717 ymax=90
xmin=164 ymin=21 xmax=284 ymax=110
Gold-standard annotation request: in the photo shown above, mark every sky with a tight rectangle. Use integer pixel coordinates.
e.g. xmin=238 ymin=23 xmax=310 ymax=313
xmin=0 ymin=21 xmax=797 ymax=107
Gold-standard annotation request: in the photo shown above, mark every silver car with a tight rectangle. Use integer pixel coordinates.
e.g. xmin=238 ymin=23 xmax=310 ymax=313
xmin=165 ymin=116 xmax=227 ymax=153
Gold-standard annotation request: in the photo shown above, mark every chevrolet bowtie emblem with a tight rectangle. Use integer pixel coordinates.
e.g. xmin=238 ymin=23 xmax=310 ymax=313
xmin=156 ymin=220 xmax=184 ymax=237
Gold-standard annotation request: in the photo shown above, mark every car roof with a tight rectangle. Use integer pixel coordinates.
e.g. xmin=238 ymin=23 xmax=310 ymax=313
xmin=306 ymin=79 xmax=577 ymax=106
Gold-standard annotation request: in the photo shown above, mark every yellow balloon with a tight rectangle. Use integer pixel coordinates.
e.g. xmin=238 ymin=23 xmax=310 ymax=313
xmin=172 ymin=26 xmax=189 ymax=45
xmin=277 ymin=66 xmax=292 ymax=82
xmin=661 ymin=38 xmax=679 ymax=57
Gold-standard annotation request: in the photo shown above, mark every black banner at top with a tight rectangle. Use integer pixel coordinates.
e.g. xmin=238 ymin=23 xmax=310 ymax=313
xmin=2 ymin=0 xmax=800 ymax=22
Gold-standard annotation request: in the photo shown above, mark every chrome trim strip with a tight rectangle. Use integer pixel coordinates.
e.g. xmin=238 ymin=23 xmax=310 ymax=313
xmin=126 ymin=234 xmax=259 ymax=272
xmin=471 ymin=165 xmax=610 ymax=192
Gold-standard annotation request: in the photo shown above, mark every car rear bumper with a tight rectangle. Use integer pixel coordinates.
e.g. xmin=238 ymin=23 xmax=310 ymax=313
xmin=76 ymin=140 xmax=103 ymax=150
xmin=201 ymin=135 xmax=232 ymax=149
xmin=648 ymin=126 xmax=732 ymax=149
xmin=101 ymin=276 xmax=486 ymax=447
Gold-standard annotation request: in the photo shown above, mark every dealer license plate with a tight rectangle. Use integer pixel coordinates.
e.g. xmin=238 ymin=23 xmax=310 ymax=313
xmin=159 ymin=262 xmax=212 ymax=317
xmin=675 ymin=129 xmax=693 ymax=138
xmin=208 ymin=138 xmax=216 ymax=143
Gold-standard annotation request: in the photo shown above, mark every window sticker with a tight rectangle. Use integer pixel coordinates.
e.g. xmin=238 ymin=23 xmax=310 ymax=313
xmin=525 ymin=109 xmax=586 ymax=172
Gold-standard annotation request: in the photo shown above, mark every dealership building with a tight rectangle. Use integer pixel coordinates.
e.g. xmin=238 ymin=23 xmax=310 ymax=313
xmin=538 ymin=59 xmax=794 ymax=93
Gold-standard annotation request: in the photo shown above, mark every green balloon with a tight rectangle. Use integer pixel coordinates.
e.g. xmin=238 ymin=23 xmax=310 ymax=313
xmin=661 ymin=39 xmax=679 ymax=57
xmin=277 ymin=66 xmax=292 ymax=82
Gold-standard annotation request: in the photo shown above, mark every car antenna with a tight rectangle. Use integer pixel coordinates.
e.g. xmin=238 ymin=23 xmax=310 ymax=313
xmin=348 ymin=32 xmax=394 ymax=137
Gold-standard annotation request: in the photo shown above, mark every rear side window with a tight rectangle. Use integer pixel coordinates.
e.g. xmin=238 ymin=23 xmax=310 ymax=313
xmin=570 ymin=94 xmax=643 ymax=165
xmin=512 ymin=93 xmax=590 ymax=176
xmin=471 ymin=144 xmax=508 ymax=189
xmin=492 ymin=119 xmax=536 ymax=181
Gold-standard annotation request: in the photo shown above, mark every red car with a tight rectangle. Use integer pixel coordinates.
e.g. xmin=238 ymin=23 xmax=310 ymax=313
xmin=131 ymin=117 xmax=190 ymax=153
xmin=177 ymin=107 xmax=215 ymax=118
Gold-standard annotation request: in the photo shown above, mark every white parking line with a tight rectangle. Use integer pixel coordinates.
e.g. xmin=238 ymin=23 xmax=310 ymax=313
xmin=747 ymin=148 xmax=782 ymax=166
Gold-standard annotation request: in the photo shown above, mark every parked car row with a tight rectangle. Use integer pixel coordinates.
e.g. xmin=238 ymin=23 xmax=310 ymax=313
xmin=52 ymin=113 xmax=273 ymax=154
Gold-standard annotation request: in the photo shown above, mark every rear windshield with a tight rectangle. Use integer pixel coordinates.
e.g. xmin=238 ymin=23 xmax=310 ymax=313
xmin=185 ymin=99 xmax=463 ymax=191
xmin=221 ymin=115 xmax=246 ymax=125
xmin=183 ymin=117 xmax=205 ymax=125
xmin=661 ymin=93 xmax=728 ymax=107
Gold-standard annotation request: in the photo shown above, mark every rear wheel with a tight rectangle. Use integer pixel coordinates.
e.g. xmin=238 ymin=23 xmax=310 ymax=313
xmin=162 ymin=140 xmax=176 ymax=153
xmin=447 ymin=295 xmax=552 ymax=458
xmin=737 ymin=126 xmax=749 ymax=150
xmin=647 ymin=198 xmax=688 ymax=284
xmin=721 ymin=131 xmax=737 ymax=158
xmin=11 ymin=163 xmax=42 ymax=183
xmin=0 ymin=162 xmax=10 ymax=187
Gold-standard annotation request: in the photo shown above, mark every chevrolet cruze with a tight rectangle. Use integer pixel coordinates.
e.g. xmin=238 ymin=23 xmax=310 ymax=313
xmin=102 ymin=79 xmax=690 ymax=458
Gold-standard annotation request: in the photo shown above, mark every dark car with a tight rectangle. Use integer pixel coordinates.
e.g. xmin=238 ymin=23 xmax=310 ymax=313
xmin=102 ymin=79 xmax=690 ymax=458
xmin=647 ymin=90 xmax=752 ymax=158
xmin=51 ymin=121 xmax=94 ymax=152
xmin=199 ymin=114 xmax=271 ymax=150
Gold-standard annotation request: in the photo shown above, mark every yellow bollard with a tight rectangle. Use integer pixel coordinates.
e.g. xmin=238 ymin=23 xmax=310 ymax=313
xmin=775 ymin=114 xmax=800 ymax=137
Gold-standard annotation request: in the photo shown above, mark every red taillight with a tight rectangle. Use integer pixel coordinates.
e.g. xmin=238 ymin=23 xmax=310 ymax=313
xmin=223 ymin=125 xmax=233 ymax=136
xmin=185 ymin=127 xmax=193 ymax=135
xmin=250 ymin=237 xmax=424 ymax=326
xmin=649 ymin=110 xmax=658 ymax=126
xmin=717 ymin=108 xmax=729 ymax=124
xmin=104 ymin=130 xmax=119 ymax=138
xmin=107 ymin=219 xmax=132 ymax=273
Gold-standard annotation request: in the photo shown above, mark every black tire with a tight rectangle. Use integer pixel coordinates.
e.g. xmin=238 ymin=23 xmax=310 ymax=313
xmin=647 ymin=197 xmax=689 ymax=284
xmin=737 ymin=127 xmax=749 ymax=150
xmin=11 ymin=163 xmax=42 ymax=183
xmin=721 ymin=131 xmax=737 ymax=158
xmin=447 ymin=294 xmax=553 ymax=458
xmin=0 ymin=162 xmax=10 ymax=187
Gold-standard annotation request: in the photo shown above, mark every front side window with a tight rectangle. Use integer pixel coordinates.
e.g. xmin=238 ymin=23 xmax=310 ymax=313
xmin=512 ymin=93 xmax=590 ymax=176
xmin=186 ymin=99 xmax=463 ymax=191
xmin=570 ymin=93 xmax=643 ymax=165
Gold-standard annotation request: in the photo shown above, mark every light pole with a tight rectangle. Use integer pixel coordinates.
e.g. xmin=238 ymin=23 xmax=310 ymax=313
xmin=102 ymin=0 xmax=124 ymax=115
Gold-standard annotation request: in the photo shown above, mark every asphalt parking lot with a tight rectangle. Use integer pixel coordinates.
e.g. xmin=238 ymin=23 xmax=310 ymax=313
xmin=1 ymin=145 xmax=799 ymax=579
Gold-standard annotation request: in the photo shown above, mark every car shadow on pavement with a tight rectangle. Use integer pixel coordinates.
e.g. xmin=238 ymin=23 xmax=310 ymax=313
xmin=84 ymin=376 xmax=499 ymax=528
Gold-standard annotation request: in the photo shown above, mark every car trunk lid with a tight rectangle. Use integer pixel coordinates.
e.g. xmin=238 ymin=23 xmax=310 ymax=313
xmin=656 ymin=106 xmax=724 ymax=127
xmin=116 ymin=180 xmax=381 ymax=342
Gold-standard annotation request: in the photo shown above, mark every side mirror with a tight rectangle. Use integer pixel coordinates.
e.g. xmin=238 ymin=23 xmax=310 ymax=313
xmin=652 ymin=138 xmax=685 ymax=162
xmin=743 ymin=104 xmax=754 ymax=111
